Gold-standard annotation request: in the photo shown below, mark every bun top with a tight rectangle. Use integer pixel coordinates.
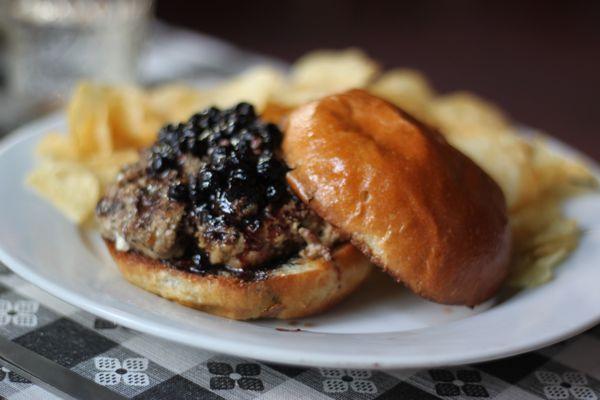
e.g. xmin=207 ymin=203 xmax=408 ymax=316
xmin=282 ymin=89 xmax=511 ymax=306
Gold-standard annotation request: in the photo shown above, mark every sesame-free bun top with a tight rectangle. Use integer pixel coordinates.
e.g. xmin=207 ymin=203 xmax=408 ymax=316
xmin=283 ymin=89 xmax=511 ymax=306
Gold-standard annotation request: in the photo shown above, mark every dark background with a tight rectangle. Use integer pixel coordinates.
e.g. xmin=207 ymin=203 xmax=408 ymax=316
xmin=156 ymin=0 xmax=600 ymax=160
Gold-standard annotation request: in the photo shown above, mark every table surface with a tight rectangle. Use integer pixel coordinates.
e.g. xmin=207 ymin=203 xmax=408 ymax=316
xmin=0 ymin=19 xmax=599 ymax=400
xmin=0 ymin=264 xmax=598 ymax=400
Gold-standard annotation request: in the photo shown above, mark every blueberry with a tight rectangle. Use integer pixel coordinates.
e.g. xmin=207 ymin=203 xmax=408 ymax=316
xmin=150 ymin=156 xmax=164 ymax=172
xmin=191 ymin=203 xmax=209 ymax=217
xmin=199 ymin=170 xmax=218 ymax=192
xmin=194 ymin=116 xmax=211 ymax=131
xmin=157 ymin=124 xmax=179 ymax=144
xmin=265 ymin=184 xmax=281 ymax=201
xmin=257 ymin=156 xmax=287 ymax=179
xmin=239 ymin=128 xmax=255 ymax=142
xmin=229 ymin=168 xmax=248 ymax=183
xmin=192 ymin=253 xmax=204 ymax=266
xmin=190 ymin=251 xmax=213 ymax=272
xmin=190 ymin=107 xmax=219 ymax=130
xmin=227 ymin=169 xmax=255 ymax=200
xmin=188 ymin=176 xmax=207 ymax=202
xmin=232 ymin=137 xmax=251 ymax=158
xmin=185 ymin=135 xmax=207 ymax=156
xmin=213 ymin=189 xmax=240 ymax=215
xmin=243 ymin=217 xmax=261 ymax=233
xmin=207 ymin=214 xmax=227 ymax=229
xmin=145 ymin=102 xmax=294 ymax=229
xmin=149 ymin=154 xmax=176 ymax=174
xmin=224 ymin=119 xmax=243 ymax=137
xmin=235 ymin=102 xmax=255 ymax=118
xmin=184 ymin=137 xmax=198 ymax=154
xmin=209 ymin=147 xmax=229 ymax=171
xmin=151 ymin=141 xmax=177 ymax=158
xmin=168 ymin=183 xmax=188 ymax=201
xmin=207 ymin=130 xmax=224 ymax=147
xmin=203 ymin=106 xmax=221 ymax=122
xmin=256 ymin=124 xmax=281 ymax=149
xmin=188 ymin=112 xmax=203 ymax=125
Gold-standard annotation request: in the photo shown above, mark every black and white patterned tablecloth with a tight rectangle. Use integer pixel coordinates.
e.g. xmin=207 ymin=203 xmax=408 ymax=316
xmin=0 ymin=263 xmax=597 ymax=400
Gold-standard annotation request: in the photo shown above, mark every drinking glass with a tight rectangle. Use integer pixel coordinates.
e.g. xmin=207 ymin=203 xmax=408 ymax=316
xmin=2 ymin=0 xmax=153 ymax=102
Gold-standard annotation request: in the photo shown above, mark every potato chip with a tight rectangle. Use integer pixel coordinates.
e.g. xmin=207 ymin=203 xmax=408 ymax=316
xmin=428 ymin=92 xmax=510 ymax=135
xmin=508 ymin=199 xmax=580 ymax=287
xmin=290 ymin=49 xmax=379 ymax=91
xmin=444 ymin=128 xmax=534 ymax=209
xmin=432 ymin=98 xmax=596 ymax=211
xmin=84 ymin=150 xmax=139 ymax=189
xmin=275 ymin=49 xmax=379 ymax=106
xmin=106 ymin=86 xmax=150 ymax=148
xmin=35 ymin=132 xmax=79 ymax=160
xmin=146 ymin=84 xmax=205 ymax=124
xmin=208 ymin=66 xmax=284 ymax=111
xmin=369 ymin=69 xmax=435 ymax=122
xmin=27 ymin=161 xmax=100 ymax=223
xmin=427 ymin=93 xmax=542 ymax=209
xmin=528 ymin=136 xmax=598 ymax=196
xmin=67 ymin=82 xmax=113 ymax=157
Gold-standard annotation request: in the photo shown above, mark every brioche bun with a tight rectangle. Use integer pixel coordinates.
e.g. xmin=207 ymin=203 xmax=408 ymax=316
xmin=106 ymin=240 xmax=371 ymax=320
xmin=283 ymin=89 xmax=511 ymax=306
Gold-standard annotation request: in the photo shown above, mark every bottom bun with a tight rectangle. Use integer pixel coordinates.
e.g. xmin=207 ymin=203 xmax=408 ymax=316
xmin=105 ymin=240 xmax=372 ymax=320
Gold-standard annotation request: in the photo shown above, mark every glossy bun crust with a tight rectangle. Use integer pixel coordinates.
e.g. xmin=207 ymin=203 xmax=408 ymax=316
xmin=283 ymin=89 xmax=511 ymax=306
xmin=106 ymin=240 xmax=371 ymax=320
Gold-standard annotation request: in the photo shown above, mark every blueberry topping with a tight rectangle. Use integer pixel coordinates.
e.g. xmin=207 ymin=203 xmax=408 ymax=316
xmin=168 ymin=183 xmax=188 ymax=201
xmin=256 ymin=155 xmax=287 ymax=179
xmin=265 ymin=184 xmax=284 ymax=202
xmin=199 ymin=170 xmax=218 ymax=192
xmin=192 ymin=253 xmax=204 ymax=266
xmin=234 ymin=102 xmax=256 ymax=119
xmin=243 ymin=217 xmax=261 ymax=233
xmin=146 ymin=102 xmax=290 ymax=226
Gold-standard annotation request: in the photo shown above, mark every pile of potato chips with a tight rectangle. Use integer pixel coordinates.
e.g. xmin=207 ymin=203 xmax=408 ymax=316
xmin=27 ymin=48 xmax=597 ymax=288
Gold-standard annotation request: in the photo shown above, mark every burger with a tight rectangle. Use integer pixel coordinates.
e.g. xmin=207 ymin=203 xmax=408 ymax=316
xmin=96 ymin=89 xmax=511 ymax=320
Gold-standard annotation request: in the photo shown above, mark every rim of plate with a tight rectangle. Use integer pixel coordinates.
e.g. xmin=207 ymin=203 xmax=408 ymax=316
xmin=0 ymin=112 xmax=598 ymax=369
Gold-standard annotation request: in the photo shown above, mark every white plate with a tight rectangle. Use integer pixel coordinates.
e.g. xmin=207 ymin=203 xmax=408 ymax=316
xmin=0 ymin=113 xmax=599 ymax=369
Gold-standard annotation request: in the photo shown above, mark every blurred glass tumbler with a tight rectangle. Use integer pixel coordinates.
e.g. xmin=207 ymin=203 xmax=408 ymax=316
xmin=3 ymin=0 xmax=153 ymax=101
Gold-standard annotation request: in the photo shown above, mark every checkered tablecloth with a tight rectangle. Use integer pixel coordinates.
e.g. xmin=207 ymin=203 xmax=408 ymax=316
xmin=0 ymin=262 xmax=597 ymax=400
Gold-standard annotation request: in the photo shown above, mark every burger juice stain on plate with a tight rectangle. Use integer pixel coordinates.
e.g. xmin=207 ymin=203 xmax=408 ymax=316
xmin=257 ymin=270 xmax=492 ymax=334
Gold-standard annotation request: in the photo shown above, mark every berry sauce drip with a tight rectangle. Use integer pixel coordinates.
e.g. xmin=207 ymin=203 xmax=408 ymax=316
xmin=146 ymin=103 xmax=291 ymax=276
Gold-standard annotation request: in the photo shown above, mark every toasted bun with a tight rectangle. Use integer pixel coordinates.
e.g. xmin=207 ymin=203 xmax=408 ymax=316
xmin=105 ymin=240 xmax=371 ymax=320
xmin=283 ymin=89 xmax=511 ymax=306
